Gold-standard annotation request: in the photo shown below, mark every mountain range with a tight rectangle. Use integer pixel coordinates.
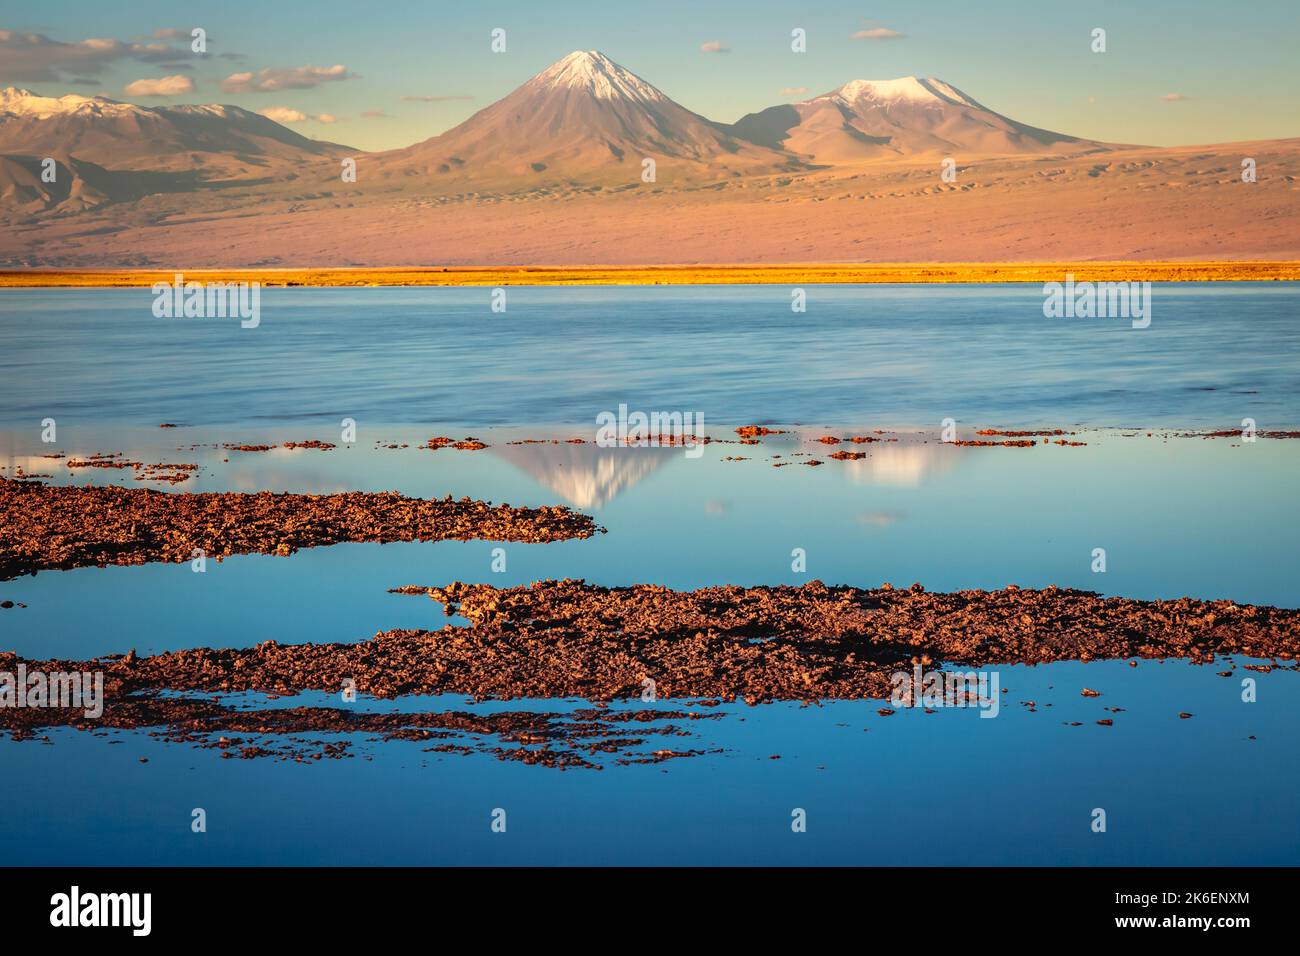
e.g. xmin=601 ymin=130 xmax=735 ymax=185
xmin=0 ymin=86 xmax=353 ymax=211
xmin=1 ymin=50 xmax=1296 ymax=266
xmin=1 ymin=50 xmax=1103 ymax=208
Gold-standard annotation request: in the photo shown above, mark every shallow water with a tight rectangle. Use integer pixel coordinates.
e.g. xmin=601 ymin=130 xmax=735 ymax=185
xmin=0 ymin=284 xmax=1297 ymax=865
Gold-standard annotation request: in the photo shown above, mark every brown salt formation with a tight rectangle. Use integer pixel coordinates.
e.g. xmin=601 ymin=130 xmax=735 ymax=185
xmin=24 ymin=579 xmax=1289 ymax=706
xmin=0 ymin=660 xmax=719 ymax=769
xmin=828 ymin=451 xmax=867 ymax=461
xmin=222 ymin=443 xmax=275 ymax=452
xmin=977 ymin=429 xmax=1070 ymax=437
xmin=426 ymin=437 xmax=488 ymax=450
xmin=950 ymin=439 xmax=1037 ymax=448
xmin=134 ymin=472 xmax=191 ymax=485
xmin=67 ymin=457 xmax=143 ymax=470
xmin=736 ymin=426 xmax=784 ymax=438
xmin=5 ymin=580 xmax=1295 ymax=766
xmin=283 ymin=441 xmax=336 ymax=450
xmin=622 ymin=434 xmax=707 ymax=447
xmin=0 ymin=478 xmax=600 ymax=579
xmin=506 ymin=439 xmax=589 ymax=446
xmin=815 ymin=436 xmax=842 ymax=444
xmin=135 ymin=462 xmax=199 ymax=485
xmin=1187 ymin=430 xmax=1300 ymax=439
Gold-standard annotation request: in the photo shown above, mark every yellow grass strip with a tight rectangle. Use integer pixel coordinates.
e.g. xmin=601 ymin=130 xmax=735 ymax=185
xmin=1 ymin=261 xmax=1298 ymax=288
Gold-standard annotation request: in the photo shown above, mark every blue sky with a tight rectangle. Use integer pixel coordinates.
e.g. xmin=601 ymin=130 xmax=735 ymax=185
xmin=4 ymin=0 xmax=1298 ymax=151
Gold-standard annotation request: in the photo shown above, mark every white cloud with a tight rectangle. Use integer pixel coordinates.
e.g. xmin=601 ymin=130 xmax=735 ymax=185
xmin=258 ymin=106 xmax=307 ymax=124
xmin=1160 ymin=92 xmax=1187 ymax=102
xmin=221 ymin=64 xmax=351 ymax=93
xmin=700 ymin=41 xmax=731 ymax=54
xmin=316 ymin=113 xmax=338 ymax=123
xmin=123 ymin=74 xmax=194 ymax=97
xmin=0 ymin=29 xmax=186 ymax=82
xmin=852 ymin=28 xmax=905 ymax=40
xmin=781 ymin=86 xmax=809 ymax=97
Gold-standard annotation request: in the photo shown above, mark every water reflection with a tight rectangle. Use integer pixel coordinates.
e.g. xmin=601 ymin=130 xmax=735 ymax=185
xmin=491 ymin=441 xmax=674 ymax=509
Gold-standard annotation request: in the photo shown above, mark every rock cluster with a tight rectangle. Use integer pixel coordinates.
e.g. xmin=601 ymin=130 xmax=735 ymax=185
xmin=0 ymin=478 xmax=600 ymax=578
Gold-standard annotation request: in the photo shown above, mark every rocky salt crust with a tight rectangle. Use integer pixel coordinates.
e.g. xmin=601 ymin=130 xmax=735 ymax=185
xmin=2 ymin=579 xmax=1295 ymax=767
xmin=0 ymin=669 xmax=719 ymax=769
xmin=379 ymin=580 xmax=1300 ymax=700
xmin=0 ymin=477 xmax=600 ymax=579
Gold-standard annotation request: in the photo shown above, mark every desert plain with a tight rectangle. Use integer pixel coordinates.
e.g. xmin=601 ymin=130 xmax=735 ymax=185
xmin=3 ymin=139 xmax=1298 ymax=271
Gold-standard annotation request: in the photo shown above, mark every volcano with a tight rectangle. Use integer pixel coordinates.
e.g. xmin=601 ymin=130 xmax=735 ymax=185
xmin=373 ymin=50 xmax=805 ymax=186
xmin=730 ymin=76 xmax=1101 ymax=163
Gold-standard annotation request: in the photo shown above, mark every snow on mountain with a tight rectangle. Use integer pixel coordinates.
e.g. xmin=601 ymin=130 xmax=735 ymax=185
xmin=531 ymin=51 xmax=667 ymax=103
xmin=0 ymin=87 xmax=354 ymax=177
xmin=827 ymin=77 xmax=985 ymax=110
xmin=374 ymin=51 xmax=804 ymax=184
xmin=1 ymin=60 xmax=1106 ymax=209
xmin=0 ymin=88 xmax=142 ymax=119
xmin=731 ymin=76 xmax=1096 ymax=163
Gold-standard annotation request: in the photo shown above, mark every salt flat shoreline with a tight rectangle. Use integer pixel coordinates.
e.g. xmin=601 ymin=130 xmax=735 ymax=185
xmin=3 ymin=580 xmax=1296 ymax=767
xmin=2 ymin=261 xmax=1299 ymax=288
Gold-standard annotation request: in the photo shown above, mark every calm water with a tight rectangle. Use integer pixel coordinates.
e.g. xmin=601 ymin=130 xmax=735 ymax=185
xmin=1 ymin=284 xmax=1298 ymax=429
xmin=0 ymin=285 xmax=1297 ymax=865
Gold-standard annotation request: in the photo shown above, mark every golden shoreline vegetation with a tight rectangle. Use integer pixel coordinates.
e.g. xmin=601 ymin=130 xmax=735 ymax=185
xmin=2 ymin=261 xmax=1298 ymax=288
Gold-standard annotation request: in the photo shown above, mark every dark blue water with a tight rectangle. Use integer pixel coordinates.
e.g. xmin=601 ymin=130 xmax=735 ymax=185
xmin=1 ymin=284 xmax=1297 ymax=428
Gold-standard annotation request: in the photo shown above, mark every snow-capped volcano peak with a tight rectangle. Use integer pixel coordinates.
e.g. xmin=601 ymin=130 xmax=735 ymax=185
xmin=732 ymin=73 xmax=1085 ymax=163
xmin=382 ymin=48 xmax=801 ymax=184
xmin=0 ymin=87 xmax=140 ymax=119
xmin=822 ymin=76 xmax=984 ymax=110
xmin=529 ymin=51 xmax=666 ymax=103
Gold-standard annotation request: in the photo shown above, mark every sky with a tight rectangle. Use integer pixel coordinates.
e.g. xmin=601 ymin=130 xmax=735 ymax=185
xmin=3 ymin=0 xmax=1298 ymax=152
